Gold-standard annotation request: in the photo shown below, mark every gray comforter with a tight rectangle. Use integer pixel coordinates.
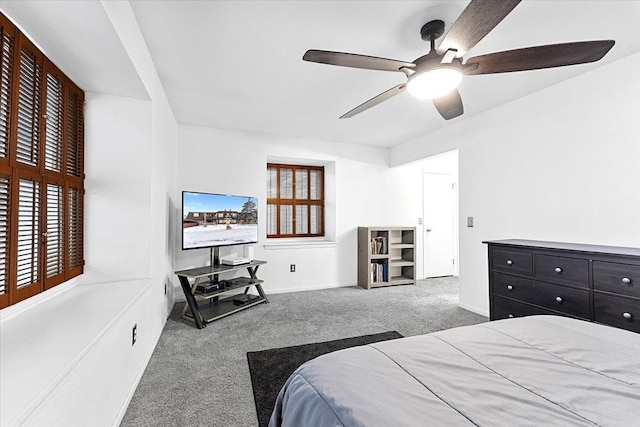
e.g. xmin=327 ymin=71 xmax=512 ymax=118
xmin=270 ymin=316 xmax=640 ymax=426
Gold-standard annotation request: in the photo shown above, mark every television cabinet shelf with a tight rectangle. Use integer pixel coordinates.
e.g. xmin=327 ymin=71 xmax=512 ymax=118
xmin=175 ymin=260 xmax=268 ymax=329
xmin=357 ymin=226 xmax=416 ymax=289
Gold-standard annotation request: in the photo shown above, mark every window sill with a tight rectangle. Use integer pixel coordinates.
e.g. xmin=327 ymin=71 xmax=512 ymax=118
xmin=263 ymin=238 xmax=337 ymax=250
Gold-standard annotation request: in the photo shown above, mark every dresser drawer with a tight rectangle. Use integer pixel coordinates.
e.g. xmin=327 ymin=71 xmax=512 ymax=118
xmin=593 ymin=261 xmax=640 ymax=298
xmin=492 ymin=295 xmax=556 ymax=320
xmin=493 ymin=272 xmax=590 ymax=319
xmin=535 ymin=254 xmax=589 ymax=288
xmin=492 ymin=248 xmax=533 ymax=276
xmin=593 ymin=293 xmax=640 ymax=333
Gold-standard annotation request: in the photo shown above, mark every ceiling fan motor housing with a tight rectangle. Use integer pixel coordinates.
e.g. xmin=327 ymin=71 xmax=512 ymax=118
xmin=420 ymin=19 xmax=446 ymax=42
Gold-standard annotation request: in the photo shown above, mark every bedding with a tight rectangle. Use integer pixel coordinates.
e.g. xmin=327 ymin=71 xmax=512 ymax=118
xmin=269 ymin=316 xmax=640 ymax=426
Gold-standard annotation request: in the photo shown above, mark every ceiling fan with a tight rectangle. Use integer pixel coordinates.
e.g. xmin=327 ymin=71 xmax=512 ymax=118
xmin=303 ymin=0 xmax=615 ymax=120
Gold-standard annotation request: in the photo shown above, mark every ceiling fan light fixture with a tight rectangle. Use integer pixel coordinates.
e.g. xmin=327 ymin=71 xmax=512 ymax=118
xmin=406 ymin=67 xmax=462 ymax=100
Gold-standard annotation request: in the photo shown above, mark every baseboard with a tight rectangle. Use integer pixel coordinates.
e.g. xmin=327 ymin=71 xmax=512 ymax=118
xmin=457 ymin=301 xmax=488 ymax=317
xmin=266 ymin=282 xmax=355 ymax=295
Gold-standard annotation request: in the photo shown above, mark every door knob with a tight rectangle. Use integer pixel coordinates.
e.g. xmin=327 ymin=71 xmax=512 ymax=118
xmin=426 ymin=228 xmax=432 ymax=232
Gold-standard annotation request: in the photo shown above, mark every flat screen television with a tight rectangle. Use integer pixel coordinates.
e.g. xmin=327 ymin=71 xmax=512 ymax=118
xmin=182 ymin=191 xmax=258 ymax=250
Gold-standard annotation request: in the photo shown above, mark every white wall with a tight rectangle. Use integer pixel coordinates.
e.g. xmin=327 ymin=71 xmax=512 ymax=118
xmin=391 ymin=53 xmax=640 ymax=315
xmin=82 ymin=94 xmax=152 ymax=282
xmin=175 ymin=126 xmax=425 ymax=293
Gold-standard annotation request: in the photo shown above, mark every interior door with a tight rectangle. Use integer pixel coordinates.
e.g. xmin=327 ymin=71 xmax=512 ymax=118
xmin=423 ymin=172 xmax=455 ymax=278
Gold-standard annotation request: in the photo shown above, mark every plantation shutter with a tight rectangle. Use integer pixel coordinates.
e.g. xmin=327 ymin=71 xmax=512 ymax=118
xmin=0 ymin=16 xmax=14 ymax=162
xmin=266 ymin=167 xmax=277 ymax=235
xmin=0 ymin=14 xmax=84 ymax=308
xmin=44 ymin=67 xmax=64 ymax=174
xmin=14 ymin=174 xmax=41 ymax=301
xmin=266 ymin=163 xmax=324 ymax=238
xmin=15 ymin=38 xmax=42 ymax=168
xmin=0 ymin=172 xmax=9 ymax=307
xmin=65 ymin=82 xmax=83 ymax=178
xmin=44 ymin=180 xmax=64 ymax=288
xmin=67 ymin=184 xmax=82 ymax=274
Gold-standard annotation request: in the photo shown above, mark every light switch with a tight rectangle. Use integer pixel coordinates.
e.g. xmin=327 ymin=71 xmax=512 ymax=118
xmin=467 ymin=217 xmax=474 ymax=227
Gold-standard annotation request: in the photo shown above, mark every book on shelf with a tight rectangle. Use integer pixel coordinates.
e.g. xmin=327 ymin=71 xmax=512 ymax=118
xmin=370 ymin=236 xmax=387 ymax=255
xmin=370 ymin=262 xmax=388 ymax=283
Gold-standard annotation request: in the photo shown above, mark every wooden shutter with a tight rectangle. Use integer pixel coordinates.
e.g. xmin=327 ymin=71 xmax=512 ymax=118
xmin=309 ymin=168 xmax=323 ymax=235
xmin=12 ymin=171 xmax=42 ymax=303
xmin=0 ymin=170 xmax=10 ymax=308
xmin=62 ymin=80 xmax=83 ymax=281
xmin=0 ymin=12 xmax=84 ymax=307
xmin=14 ymin=35 xmax=42 ymax=170
xmin=0 ymin=16 xmax=15 ymax=164
xmin=267 ymin=163 xmax=324 ymax=238
xmin=44 ymin=65 xmax=64 ymax=175
xmin=66 ymin=183 xmax=82 ymax=276
xmin=65 ymin=80 xmax=83 ymax=178
xmin=44 ymin=178 xmax=64 ymax=288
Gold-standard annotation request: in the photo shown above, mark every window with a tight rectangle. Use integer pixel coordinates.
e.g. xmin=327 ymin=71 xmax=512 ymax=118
xmin=267 ymin=163 xmax=324 ymax=238
xmin=0 ymin=13 xmax=84 ymax=309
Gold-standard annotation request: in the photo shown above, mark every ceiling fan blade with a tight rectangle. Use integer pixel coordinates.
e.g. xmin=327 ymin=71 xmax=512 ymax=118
xmin=432 ymin=89 xmax=464 ymax=120
xmin=463 ymin=40 xmax=615 ymax=75
xmin=340 ymin=84 xmax=406 ymax=119
xmin=438 ymin=0 xmax=521 ymax=57
xmin=304 ymin=50 xmax=414 ymax=72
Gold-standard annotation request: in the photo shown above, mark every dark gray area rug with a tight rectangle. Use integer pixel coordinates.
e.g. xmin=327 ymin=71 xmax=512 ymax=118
xmin=247 ymin=331 xmax=403 ymax=427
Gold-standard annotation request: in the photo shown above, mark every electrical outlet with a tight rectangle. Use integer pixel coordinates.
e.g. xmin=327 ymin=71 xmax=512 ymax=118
xmin=290 ymin=264 xmax=296 ymax=272
xmin=467 ymin=216 xmax=474 ymax=227
xmin=132 ymin=324 xmax=137 ymax=346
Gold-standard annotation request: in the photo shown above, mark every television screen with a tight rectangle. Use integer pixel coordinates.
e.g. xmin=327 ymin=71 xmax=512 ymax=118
xmin=182 ymin=191 xmax=258 ymax=250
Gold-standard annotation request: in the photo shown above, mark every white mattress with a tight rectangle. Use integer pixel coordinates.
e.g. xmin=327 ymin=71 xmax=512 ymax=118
xmin=270 ymin=316 xmax=640 ymax=426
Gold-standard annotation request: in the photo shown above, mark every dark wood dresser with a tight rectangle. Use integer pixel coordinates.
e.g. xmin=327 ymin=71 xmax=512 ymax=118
xmin=484 ymin=239 xmax=640 ymax=333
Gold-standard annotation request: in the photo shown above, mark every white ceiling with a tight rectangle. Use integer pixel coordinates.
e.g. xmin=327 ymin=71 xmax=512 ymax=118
xmin=0 ymin=0 xmax=148 ymax=101
xmin=3 ymin=1 xmax=640 ymax=148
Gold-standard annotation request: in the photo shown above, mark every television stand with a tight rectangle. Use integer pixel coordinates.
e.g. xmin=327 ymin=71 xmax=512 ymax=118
xmin=175 ymin=259 xmax=268 ymax=329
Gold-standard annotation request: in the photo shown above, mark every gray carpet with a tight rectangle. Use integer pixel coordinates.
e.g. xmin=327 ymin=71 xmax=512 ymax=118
xmin=121 ymin=277 xmax=486 ymax=427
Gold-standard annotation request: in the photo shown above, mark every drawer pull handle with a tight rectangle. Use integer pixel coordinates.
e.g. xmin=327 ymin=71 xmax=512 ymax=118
xmin=555 ymin=296 xmax=563 ymax=303
xmin=622 ymin=277 xmax=632 ymax=285
xmin=506 ymin=260 xmax=513 ymax=265
xmin=623 ymin=312 xmax=633 ymax=320
xmin=554 ymin=267 xmax=562 ymax=273
xmin=508 ymin=314 xmax=514 ymax=318
xmin=507 ymin=285 xmax=513 ymax=291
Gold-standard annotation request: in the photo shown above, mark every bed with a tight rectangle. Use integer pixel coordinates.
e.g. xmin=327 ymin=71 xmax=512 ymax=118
xmin=269 ymin=316 xmax=640 ymax=426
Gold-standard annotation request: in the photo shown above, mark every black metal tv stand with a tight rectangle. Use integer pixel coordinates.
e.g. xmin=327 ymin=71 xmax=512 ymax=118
xmin=175 ymin=248 xmax=268 ymax=329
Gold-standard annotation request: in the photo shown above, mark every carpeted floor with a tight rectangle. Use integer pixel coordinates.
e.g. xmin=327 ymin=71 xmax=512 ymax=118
xmin=120 ymin=277 xmax=486 ymax=427
xmin=248 ymin=331 xmax=403 ymax=427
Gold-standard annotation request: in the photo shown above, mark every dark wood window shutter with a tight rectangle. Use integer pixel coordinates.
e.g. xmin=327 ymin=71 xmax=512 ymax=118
xmin=65 ymin=81 xmax=83 ymax=178
xmin=0 ymin=171 xmax=10 ymax=307
xmin=15 ymin=37 xmax=42 ymax=169
xmin=66 ymin=184 xmax=82 ymax=275
xmin=0 ymin=13 xmax=84 ymax=308
xmin=0 ymin=16 xmax=14 ymax=162
xmin=13 ymin=172 xmax=42 ymax=303
xmin=44 ymin=66 xmax=64 ymax=174
xmin=267 ymin=163 xmax=325 ymax=238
